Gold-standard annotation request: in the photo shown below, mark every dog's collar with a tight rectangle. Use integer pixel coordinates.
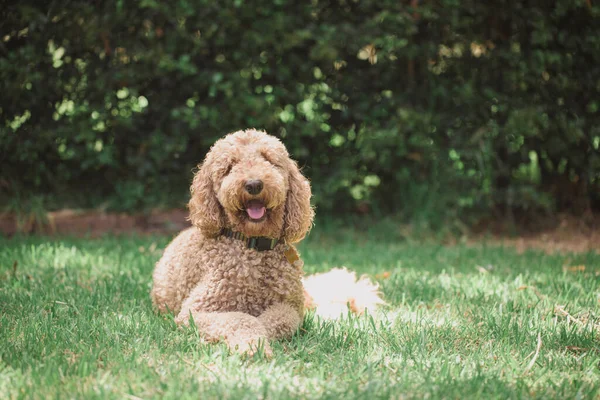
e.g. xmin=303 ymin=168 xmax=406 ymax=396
xmin=221 ymin=228 xmax=279 ymax=251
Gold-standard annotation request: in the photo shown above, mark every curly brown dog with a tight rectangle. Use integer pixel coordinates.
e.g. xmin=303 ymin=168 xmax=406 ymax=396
xmin=151 ymin=129 xmax=313 ymax=355
xmin=151 ymin=129 xmax=383 ymax=356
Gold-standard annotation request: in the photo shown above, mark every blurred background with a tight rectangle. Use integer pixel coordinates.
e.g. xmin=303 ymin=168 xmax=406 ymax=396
xmin=1 ymin=0 xmax=598 ymax=235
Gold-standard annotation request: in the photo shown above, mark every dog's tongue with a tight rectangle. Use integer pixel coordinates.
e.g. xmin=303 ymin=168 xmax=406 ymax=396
xmin=246 ymin=204 xmax=266 ymax=220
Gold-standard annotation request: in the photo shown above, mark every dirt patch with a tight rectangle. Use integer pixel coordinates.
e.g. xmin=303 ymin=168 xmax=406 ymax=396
xmin=0 ymin=209 xmax=190 ymax=237
xmin=467 ymin=214 xmax=599 ymax=254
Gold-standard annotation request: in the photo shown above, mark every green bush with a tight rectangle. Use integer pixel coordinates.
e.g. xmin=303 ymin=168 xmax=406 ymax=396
xmin=1 ymin=0 xmax=598 ymax=225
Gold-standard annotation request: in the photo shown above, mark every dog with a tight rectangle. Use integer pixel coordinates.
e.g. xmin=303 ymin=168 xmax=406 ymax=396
xmin=151 ymin=129 xmax=383 ymax=356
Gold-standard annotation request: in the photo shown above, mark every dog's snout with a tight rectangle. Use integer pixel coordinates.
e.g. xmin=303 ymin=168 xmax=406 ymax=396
xmin=244 ymin=179 xmax=263 ymax=195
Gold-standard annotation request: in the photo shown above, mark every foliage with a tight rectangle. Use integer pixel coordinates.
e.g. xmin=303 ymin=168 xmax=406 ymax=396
xmin=1 ymin=0 xmax=599 ymax=224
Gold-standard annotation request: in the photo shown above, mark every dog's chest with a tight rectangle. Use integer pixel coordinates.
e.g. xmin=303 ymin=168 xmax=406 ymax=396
xmin=199 ymin=240 xmax=303 ymax=316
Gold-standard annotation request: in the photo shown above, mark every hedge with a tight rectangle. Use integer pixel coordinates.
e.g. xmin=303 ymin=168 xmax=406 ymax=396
xmin=1 ymin=0 xmax=599 ymax=225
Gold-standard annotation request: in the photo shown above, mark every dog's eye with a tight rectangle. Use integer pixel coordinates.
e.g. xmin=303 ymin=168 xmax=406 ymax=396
xmin=223 ymin=163 xmax=234 ymax=175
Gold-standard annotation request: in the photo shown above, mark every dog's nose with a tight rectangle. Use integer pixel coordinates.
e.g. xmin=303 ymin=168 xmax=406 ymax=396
xmin=244 ymin=179 xmax=263 ymax=195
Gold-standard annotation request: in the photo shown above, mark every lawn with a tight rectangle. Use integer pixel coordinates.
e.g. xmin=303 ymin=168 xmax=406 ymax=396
xmin=1 ymin=226 xmax=599 ymax=399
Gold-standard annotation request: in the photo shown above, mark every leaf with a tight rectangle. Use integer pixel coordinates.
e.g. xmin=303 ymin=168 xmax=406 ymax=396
xmin=357 ymin=44 xmax=377 ymax=64
xmin=562 ymin=265 xmax=585 ymax=273
xmin=375 ymin=271 xmax=391 ymax=279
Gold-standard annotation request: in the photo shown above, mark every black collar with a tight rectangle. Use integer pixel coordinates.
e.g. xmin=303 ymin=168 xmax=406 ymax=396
xmin=221 ymin=228 xmax=279 ymax=251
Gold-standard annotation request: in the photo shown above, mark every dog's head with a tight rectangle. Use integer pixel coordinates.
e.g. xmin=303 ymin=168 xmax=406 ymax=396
xmin=188 ymin=129 xmax=314 ymax=243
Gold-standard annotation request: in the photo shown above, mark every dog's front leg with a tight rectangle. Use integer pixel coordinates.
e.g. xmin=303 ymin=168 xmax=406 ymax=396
xmin=175 ymin=309 xmax=272 ymax=357
xmin=258 ymin=303 xmax=303 ymax=340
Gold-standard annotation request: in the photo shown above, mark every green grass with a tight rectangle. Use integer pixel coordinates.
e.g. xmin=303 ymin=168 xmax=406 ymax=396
xmin=1 ymin=227 xmax=599 ymax=399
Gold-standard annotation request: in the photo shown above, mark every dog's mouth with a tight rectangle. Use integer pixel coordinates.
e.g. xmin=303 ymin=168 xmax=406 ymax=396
xmin=245 ymin=199 xmax=267 ymax=222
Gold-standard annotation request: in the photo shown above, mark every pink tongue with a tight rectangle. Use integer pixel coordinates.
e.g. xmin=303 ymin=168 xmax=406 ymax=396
xmin=246 ymin=206 xmax=266 ymax=220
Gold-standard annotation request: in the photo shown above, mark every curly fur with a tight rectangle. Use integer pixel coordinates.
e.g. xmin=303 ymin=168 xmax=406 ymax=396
xmin=151 ymin=129 xmax=314 ymax=356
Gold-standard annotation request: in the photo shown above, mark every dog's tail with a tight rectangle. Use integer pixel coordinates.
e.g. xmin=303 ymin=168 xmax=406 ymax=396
xmin=302 ymin=268 xmax=386 ymax=319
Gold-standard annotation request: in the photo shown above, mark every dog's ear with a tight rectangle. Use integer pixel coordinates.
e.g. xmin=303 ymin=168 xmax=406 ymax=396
xmin=188 ymin=160 xmax=226 ymax=237
xmin=283 ymin=160 xmax=314 ymax=243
